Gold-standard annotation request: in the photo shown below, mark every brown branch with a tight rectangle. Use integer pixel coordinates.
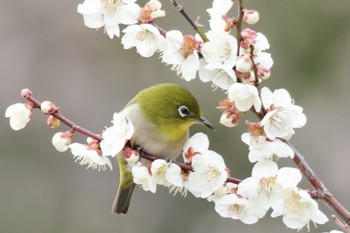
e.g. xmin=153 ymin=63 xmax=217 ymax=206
xmin=235 ymin=0 xmax=244 ymax=56
xmin=21 ymin=89 xmax=241 ymax=185
xmin=169 ymin=0 xmax=209 ymax=42
xmin=287 ymin=142 xmax=350 ymax=226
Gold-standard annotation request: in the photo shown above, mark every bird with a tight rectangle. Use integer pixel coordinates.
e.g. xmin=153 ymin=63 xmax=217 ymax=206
xmin=112 ymin=83 xmax=214 ymax=214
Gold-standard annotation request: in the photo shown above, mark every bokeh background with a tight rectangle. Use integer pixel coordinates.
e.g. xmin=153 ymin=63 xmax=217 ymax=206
xmin=1 ymin=1 xmax=350 ymax=233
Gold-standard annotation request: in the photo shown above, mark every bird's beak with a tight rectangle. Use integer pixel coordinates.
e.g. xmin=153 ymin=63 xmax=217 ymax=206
xmin=195 ymin=116 xmax=215 ymax=130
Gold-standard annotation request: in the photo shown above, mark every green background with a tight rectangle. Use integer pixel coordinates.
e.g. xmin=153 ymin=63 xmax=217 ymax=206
xmin=1 ymin=1 xmax=350 ymax=233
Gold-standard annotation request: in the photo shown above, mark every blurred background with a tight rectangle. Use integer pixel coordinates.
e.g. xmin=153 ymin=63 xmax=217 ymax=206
xmin=1 ymin=0 xmax=350 ymax=232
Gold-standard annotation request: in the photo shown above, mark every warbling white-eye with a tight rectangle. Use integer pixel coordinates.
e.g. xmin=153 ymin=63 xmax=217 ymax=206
xmin=112 ymin=83 xmax=214 ymax=214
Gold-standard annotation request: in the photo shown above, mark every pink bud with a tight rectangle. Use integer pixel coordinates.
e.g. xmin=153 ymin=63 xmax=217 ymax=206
xmin=41 ymin=101 xmax=58 ymax=114
xmin=47 ymin=115 xmax=60 ymax=128
xmin=220 ymin=111 xmax=241 ymax=127
xmin=21 ymin=89 xmax=32 ymax=98
xmin=257 ymin=65 xmax=271 ymax=80
xmin=124 ymin=148 xmax=140 ymax=165
xmin=243 ymin=9 xmax=259 ymax=25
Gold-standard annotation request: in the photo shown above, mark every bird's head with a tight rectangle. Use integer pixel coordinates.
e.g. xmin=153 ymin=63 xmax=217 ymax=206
xmin=132 ymin=83 xmax=213 ymax=140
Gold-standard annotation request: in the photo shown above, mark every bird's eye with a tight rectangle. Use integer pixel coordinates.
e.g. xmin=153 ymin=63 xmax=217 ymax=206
xmin=178 ymin=105 xmax=190 ymax=117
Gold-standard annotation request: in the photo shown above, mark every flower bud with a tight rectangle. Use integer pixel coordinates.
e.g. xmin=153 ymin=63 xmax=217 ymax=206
xmin=220 ymin=111 xmax=241 ymax=127
xmin=124 ymin=148 xmax=140 ymax=165
xmin=52 ymin=131 xmax=73 ymax=152
xmin=47 ymin=115 xmax=60 ymax=128
xmin=257 ymin=65 xmax=271 ymax=80
xmin=21 ymin=89 xmax=32 ymax=98
xmin=236 ymin=55 xmax=253 ymax=73
xmin=243 ymin=10 xmax=259 ymax=25
xmin=41 ymin=101 xmax=58 ymax=114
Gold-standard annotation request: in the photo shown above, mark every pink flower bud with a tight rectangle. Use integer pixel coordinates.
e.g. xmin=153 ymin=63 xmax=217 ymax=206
xmin=47 ymin=115 xmax=60 ymax=128
xmin=41 ymin=101 xmax=58 ymax=114
xmin=21 ymin=89 xmax=32 ymax=98
xmin=220 ymin=111 xmax=241 ymax=127
xmin=243 ymin=10 xmax=259 ymax=25
xmin=257 ymin=65 xmax=271 ymax=80
xmin=241 ymin=28 xmax=257 ymax=39
xmin=124 ymin=148 xmax=140 ymax=165
xmin=236 ymin=55 xmax=253 ymax=73
xmin=52 ymin=131 xmax=73 ymax=152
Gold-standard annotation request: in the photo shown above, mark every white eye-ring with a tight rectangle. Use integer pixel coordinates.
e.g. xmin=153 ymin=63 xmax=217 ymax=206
xmin=178 ymin=105 xmax=190 ymax=117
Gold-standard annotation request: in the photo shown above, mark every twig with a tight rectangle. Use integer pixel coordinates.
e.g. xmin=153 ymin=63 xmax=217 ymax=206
xmin=169 ymin=0 xmax=209 ymax=42
xmin=288 ymin=142 xmax=350 ymax=226
xmin=21 ymin=89 xmax=241 ymax=185
xmin=333 ymin=215 xmax=350 ymax=233
xmin=235 ymin=0 xmax=244 ymax=56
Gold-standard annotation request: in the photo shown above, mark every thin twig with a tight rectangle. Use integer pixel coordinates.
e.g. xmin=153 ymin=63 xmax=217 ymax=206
xmin=169 ymin=0 xmax=209 ymax=42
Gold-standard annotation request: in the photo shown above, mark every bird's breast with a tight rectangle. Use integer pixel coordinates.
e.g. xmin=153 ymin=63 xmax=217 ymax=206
xmin=121 ymin=104 xmax=189 ymax=160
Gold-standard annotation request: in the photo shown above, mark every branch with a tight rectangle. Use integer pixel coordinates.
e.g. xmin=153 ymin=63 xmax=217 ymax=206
xmin=169 ymin=0 xmax=209 ymax=42
xmin=287 ymin=142 xmax=350 ymax=226
xmin=21 ymin=89 xmax=241 ymax=185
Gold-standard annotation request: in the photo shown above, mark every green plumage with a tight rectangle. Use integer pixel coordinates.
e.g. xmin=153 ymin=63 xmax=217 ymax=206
xmin=111 ymin=83 xmax=213 ymax=214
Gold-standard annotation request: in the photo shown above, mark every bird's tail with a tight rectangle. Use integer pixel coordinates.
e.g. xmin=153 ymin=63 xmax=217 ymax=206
xmin=112 ymin=154 xmax=135 ymax=215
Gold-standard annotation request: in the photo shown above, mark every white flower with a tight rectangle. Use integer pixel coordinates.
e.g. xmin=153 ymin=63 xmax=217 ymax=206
xmin=215 ymin=193 xmax=260 ymax=224
xmin=132 ymin=164 xmax=157 ymax=193
xmin=139 ymin=0 xmax=165 ymax=23
xmin=52 ymin=131 xmax=73 ymax=152
xmin=260 ymin=87 xmax=307 ymax=140
xmin=186 ymin=150 xmax=228 ymax=198
xmin=121 ymin=24 xmax=165 ymax=57
xmin=228 ymin=83 xmax=261 ymax=112
xmin=271 ymin=186 xmax=328 ymax=230
xmin=69 ymin=143 xmax=113 ymax=171
xmin=201 ymin=31 xmax=237 ymax=67
xmin=5 ymin=103 xmax=33 ymax=130
xmin=182 ymin=132 xmax=209 ymax=163
xmin=207 ymin=0 xmax=233 ymax=18
xmin=237 ymin=160 xmax=302 ymax=217
xmin=207 ymin=182 xmax=237 ymax=203
xmin=77 ymin=0 xmax=140 ymax=39
xmin=241 ymin=133 xmax=294 ymax=162
xmin=161 ymin=31 xmax=200 ymax=81
xmin=100 ymin=112 xmax=134 ymax=156
xmin=199 ymin=60 xmax=237 ymax=90
xmin=150 ymin=159 xmax=171 ymax=186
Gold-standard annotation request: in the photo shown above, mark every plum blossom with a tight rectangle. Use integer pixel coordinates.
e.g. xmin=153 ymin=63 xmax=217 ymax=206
xmin=260 ymin=87 xmax=307 ymax=140
xmin=77 ymin=0 xmax=140 ymax=38
xmin=182 ymin=132 xmax=209 ymax=163
xmin=214 ymin=193 xmax=260 ymax=224
xmin=132 ymin=163 xmax=157 ymax=193
xmin=121 ymin=24 xmax=165 ymax=57
xmin=52 ymin=131 xmax=73 ymax=152
xmin=69 ymin=139 xmax=113 ymax=171
xmin=237 ymin=160 xmax=302 ymax=217
xmin=199 ymin=60 xmax=237 ymax=90
xmin=5 ymin=103 xmax=33 ymax=130
xmin=207 ymin=0 xmax=234 ymax=33
xmin=201 ymin=31 xmax=237 ymax=68
xmin=100 ymin=112 xmax=134 ymax=156
xmin=227 ymin=83 xmax=261 ymax=112
xmin=271 ymin=186 xmax=328 ymax=230
xmin=186 ymin=150 xmax=228 ymax=198
xmin=161 ymin=31 xmax=200 ymax=81
xmin=241 ymin=132 xmax=294 ymax=162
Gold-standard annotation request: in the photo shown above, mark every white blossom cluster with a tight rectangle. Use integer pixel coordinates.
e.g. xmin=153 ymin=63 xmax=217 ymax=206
xmin=4 ymin=0 xmax=332 ymax=231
